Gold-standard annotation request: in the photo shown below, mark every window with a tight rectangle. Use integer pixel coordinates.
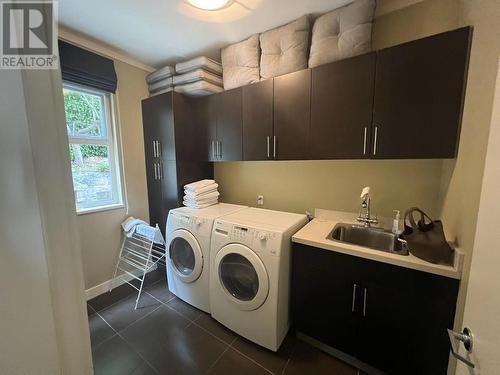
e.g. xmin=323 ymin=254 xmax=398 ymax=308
xmin=63 ymin=83 xmax=123 ymax=213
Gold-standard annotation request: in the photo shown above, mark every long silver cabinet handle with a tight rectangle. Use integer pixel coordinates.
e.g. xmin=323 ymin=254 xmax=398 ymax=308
xmin=153 ymin=163 xmax=157 ymax=180
xmin=351 ymin=283 xmax=357 ymax=312
xmin=156 ymin=141 xmax=161 ymax=157
xmin=373 ymin=126 xmax=378 ymax=156
xmin=218 ymin=141 xmax=222 ymax=159
xmin=267 ymin=136 xmax=270 ymax=158
xmin=212 ymin=141 xmax=215 ymax=159
xmin=158 ymin=162 xmax=162 ymax=180
xmin=273 ymin=136 xmax=277 ymax=159
xmin=363 ymin=288 xmax=367 ymax=317
xmin=152 ymin=141 xmax=157 ymax=158
xmin=363 ymin=127 xmax=367 ymax=155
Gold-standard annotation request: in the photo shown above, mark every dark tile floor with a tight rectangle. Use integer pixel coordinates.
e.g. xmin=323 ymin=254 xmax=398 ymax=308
xmin=87 ymin=270 xmax=361 ymax=375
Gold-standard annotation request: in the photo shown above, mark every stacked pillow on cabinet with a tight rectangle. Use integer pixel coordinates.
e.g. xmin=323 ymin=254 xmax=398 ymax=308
xmin=219 ymin=0 xmax=375 ymax=90
xmin=146 ymin=66 xmax=174 ymax=97
xmin=183 ymin=180 xmax=220 ymax=209
xmin=173 ymin=57 xmax=224 ymax=96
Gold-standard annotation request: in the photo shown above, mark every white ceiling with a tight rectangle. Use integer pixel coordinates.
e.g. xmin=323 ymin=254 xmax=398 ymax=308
xmin=58 ymin=0 xmax=354 ymax=69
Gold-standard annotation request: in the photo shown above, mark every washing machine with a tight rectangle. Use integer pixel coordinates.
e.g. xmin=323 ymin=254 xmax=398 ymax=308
xmin=165 ymin=203 xmax=247 ymax=313
xmin=209 ymin=208 xmax=308 ymax=351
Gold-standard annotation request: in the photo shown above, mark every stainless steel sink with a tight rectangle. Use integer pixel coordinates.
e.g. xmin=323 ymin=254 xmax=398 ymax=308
xmin=327 ymin=223 xmax=409 ymax=256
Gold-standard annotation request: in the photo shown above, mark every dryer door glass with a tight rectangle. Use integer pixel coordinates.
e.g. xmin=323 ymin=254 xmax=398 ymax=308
xmin=169 ymin=237 xmax=195 ymax=276
xmin=219 ymin=253 xmax=259 ymax=301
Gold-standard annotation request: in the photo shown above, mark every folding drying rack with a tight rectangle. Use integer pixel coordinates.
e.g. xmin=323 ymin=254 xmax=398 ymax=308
xmin=110 ymin=224 xmax=166 ymax=309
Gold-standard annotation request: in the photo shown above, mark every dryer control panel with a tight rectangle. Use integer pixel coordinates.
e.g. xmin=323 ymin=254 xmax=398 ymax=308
xmin=213 ymin=221 xmax=282 ymax=256
xmin=169 ymin=212 xmax=211 ymax=237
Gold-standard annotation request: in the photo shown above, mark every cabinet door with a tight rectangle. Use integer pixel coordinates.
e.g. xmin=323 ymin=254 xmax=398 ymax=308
xmin=310 ymin=53 xmax=375 ymax=159
xmin=141 ymin=95 xmax=167 ymax=228
xmin=357 ymin=259 xmax=460 ymax=375
xmin=216 ymin=87 xmax=242 ymax=161
xmin=292 ymin=244 xmax=360 ymax=357
xmin=196 ymin=95 xmax=218 ymax=161
xmin=372 ymin=27 xmax=471 ymax=159
xmin=408 ymin=271 xmax=459 ymax=375
xmin=274 ymin=69 xmax=311 ymax=160
xmin=357 ymin=259 xmax=416 ymax=374
xmin=243 ymin=80 xmax=274 ymax=160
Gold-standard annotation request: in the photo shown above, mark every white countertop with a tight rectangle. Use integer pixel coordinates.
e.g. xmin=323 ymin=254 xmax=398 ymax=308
xmin=292 ymin=209 xmax=464 ymax=280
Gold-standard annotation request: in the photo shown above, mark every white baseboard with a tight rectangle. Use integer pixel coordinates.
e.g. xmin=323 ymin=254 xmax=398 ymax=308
xmin=85 ymin=265 xmax=159 ymax=301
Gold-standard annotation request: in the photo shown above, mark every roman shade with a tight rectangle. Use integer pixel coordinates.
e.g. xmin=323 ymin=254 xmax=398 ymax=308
xmin=58 ymin=40 xmax=117 ymax=93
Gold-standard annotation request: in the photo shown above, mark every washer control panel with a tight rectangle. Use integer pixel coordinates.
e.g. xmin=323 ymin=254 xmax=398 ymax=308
xmin=231 ymin=226 xmax=255 ymax=246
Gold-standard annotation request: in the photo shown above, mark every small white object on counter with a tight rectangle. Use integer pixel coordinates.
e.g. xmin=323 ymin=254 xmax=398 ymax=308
xmin=292 ymin=209 xmax=464 ymax=280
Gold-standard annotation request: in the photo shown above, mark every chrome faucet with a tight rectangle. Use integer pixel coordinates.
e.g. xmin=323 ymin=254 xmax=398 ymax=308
xmin=357 ymin=186 xmax=378 ymax=227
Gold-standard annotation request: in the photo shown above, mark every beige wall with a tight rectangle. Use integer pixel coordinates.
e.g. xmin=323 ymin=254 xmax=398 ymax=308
xmin=372 ymin=0 xmax=460 ymax=50
xmin=441 ymin=1 xmax=500 ymax=364
xmin=215 ymin=0 xmax=461 ymax=222
xmin=215 ymin=160 xmax=444 ymax=217
xmin=78 ymin=59 xmax=150 ymax=289
xmin=440 ymin=0 xmax=500 ymax=267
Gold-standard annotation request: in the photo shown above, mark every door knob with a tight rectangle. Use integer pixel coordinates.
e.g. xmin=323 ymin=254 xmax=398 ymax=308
xmin=447 ymin=327 xmax=474 ymax=368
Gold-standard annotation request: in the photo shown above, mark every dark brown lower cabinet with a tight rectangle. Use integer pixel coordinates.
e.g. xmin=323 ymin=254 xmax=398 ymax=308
xmin=292 ymin=244 xmax=459 ymax=375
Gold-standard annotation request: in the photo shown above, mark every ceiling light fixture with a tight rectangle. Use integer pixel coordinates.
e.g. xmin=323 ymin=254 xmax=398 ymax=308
xmin=187 ymin=0 xmax=233 ymax=11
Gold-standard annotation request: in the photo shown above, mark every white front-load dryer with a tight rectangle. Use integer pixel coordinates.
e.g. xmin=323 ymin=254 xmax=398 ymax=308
xmin=209 ymin=208 xmax=307 ymax=351
xmin=165 ymin=203 xmax=247 ymax=313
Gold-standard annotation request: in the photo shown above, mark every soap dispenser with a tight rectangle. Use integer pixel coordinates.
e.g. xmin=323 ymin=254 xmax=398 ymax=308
xmin=392 ymin=210 xmax=402 ymax=235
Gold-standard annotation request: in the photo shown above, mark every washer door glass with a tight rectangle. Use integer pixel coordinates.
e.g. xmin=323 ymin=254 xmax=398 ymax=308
xmin=167 ymin=229 xmax=203 ymax=283
xmin=219 ymin=253 xmax=259 ymax=301
xmin=215 ymin=243 xmax=269 ymax=311
xmin=170 ymin=237 xmax=195 ymax=276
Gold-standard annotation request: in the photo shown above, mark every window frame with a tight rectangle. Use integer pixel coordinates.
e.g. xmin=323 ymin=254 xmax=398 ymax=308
xmin=63 ymin=81 xmax=125 ymax=215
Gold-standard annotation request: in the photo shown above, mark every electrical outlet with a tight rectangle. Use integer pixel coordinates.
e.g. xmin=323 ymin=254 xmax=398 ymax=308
xmin=257 ymin=195 xmax=264 ymax=206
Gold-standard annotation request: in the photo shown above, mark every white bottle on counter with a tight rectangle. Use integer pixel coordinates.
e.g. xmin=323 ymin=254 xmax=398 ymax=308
xmin=392 ymin=210 xmax=402 ymax=235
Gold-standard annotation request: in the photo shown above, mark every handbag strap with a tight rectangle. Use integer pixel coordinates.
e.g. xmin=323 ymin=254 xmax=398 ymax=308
xmin=404 ymin=207 xmax=433 ymax=229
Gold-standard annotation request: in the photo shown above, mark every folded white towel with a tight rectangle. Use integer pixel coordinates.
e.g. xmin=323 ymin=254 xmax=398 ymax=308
xmin=183 ymin=183 xmax=218 ymax=197
xmin=146 ymin=65 xmax=174 ymax=84
xmin=184 ymin=191 xmax=220 ymax=203
xmin=183 ymin=199 xmax=218 ymax=209
xmin=121 ymin=217 xmax=149 ymax=237
xmin=184 ymin=189 xmax=218 ymax=200
xmin=184 ymin=179 xmax=215 ymax=192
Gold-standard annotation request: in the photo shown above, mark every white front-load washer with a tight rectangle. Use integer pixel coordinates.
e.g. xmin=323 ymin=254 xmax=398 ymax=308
xmin=165 ymin=203 xmax=247 ymax=313
xmin=209 ymin=208 xmax=307 ymax=351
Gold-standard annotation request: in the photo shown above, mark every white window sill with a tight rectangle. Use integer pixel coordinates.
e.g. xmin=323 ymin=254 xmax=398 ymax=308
xmin=76 ymin=203 xmax=125 ymax=216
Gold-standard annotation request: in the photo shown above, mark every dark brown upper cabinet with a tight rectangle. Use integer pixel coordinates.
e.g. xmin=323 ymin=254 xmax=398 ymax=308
xmin=310 ymin=53 xmax=376 ymax=159
xmin=195 ymin=95 xmax=218 ymax=162
xmin=196 ymin=90 xmax=242 ymax=161
xmin=372 ymin=26 xmax=471 ymax=159
xmin=216 ymin=87 xmax=243 ymax=161
xmin=274 ymin=69 xmax=311 ymax=160
xmin=141 ymin=92 xmax=213 ymax=235
xmin=242 ymin=80 xmax=274 ymax=160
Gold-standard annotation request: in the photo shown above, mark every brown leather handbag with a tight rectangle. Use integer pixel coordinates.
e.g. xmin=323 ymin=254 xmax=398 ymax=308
xmin=402 ymin=207 xmax=454 ymax=265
